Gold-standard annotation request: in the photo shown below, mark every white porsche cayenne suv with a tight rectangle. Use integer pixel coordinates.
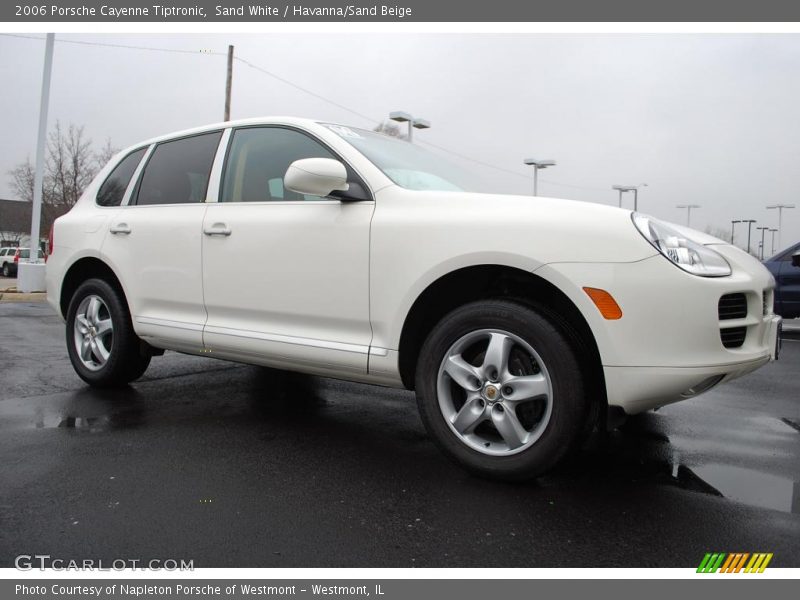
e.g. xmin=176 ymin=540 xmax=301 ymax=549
xmin=46 ymin=117 xmax=782 ymax=480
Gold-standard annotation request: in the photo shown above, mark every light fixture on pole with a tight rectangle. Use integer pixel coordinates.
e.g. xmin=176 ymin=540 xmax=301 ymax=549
xmin=766 ymin=204 xmax=795 ymax=251
xmin=676 ymin=204 xmax=701 ymax=227
xmin=389 ymin=111 xmax=430 ymax=142
xmin=612 ymin=184 xmax=647 ymax=211
xmin=730 ymin=219 xmax=742 ymax=244
xmin=524 ymin=159 xmax=556 ymax=196
xmin=742 ymin=219 xmax=757 ymax=255
xmin=756 ymin=226 xmax=769 ymax=260
xmin=769 ymin=228 xmax=778 ymax=255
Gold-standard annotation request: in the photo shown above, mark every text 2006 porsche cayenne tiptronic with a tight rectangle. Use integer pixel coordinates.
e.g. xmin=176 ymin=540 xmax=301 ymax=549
xmin=47 ymin=117 xmax=781 ymax=480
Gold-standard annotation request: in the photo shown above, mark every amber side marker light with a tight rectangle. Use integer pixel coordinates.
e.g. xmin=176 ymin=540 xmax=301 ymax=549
xmin=583 ymin=287 xmax=623 ymax=320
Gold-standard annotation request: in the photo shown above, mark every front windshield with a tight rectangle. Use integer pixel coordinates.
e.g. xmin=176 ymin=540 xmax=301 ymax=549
xmin=323 ymin=124 xmax=480 ymax=192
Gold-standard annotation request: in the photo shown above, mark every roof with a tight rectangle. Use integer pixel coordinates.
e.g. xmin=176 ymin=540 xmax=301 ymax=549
xmin=117 ymin=116 xmax=331 ymax=156
xmin=0 ymin=199 xmax=30 ymax=234
xmin=0 ymin=198 xmax=69 ymax=237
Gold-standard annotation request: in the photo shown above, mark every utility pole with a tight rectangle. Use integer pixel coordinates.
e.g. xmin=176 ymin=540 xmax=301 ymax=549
xmin=766 ymin=204 xmax=795 ymax=251
xmin=769 ymin=228 xmax=778 ymax=255
xmin=677 ymin=204 xmax=701 ymax=227
xmin=757 ymin=226 xmax=769 ymax=259
xmin=730 ymin=220 xmax=741 ymax=244
xmin=743 ymin=219 xmax=757 ymax=255
xmin=224 ymin=44 xmax=234 ymax=121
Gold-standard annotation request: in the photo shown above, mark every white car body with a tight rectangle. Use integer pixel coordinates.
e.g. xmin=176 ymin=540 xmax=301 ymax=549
xmin=46 ymin=116 xmax=781 ymax=420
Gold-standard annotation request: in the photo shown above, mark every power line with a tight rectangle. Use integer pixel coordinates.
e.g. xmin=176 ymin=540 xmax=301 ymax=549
xmin=233 ymin=56 xmax=378 ymax=124
xmin=1 ymin=32 xmax=610 ymax=196
xmin=0 ymin=32 xmax=227 ymax=56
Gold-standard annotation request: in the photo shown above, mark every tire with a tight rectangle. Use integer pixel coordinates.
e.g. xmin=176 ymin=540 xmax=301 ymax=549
xmin=415 ymin=300 xmax=587 ymax=481
xmin=65 ymin=278 xmax=151 ymax=387
xmin=2 ymin=263 xmax=9 ymax=277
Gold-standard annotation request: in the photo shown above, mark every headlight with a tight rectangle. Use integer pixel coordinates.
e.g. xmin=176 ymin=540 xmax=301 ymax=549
xmin=632 ymin=213 xmax=731 ymax=277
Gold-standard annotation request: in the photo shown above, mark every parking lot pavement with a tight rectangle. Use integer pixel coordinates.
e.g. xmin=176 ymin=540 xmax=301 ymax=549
xmin=0 ymin=303 xmax=798 ymax=568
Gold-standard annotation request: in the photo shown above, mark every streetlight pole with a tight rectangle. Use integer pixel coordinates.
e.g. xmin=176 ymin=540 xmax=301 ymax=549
xmin=730 ymin=219 xmax=741 ymax=244
xmin=612 ymin=184 xmax=647 ymax=211
xmin=524 ymin=159 xmax=556 ymax=196
xmin=766 ymin=204 xmax=795 ymax=251
xmin=389 ymin=111 xmax=431 ymax=142
xmin=19 ymin=33 xmax=54 ymax=293
xmin=743 ymin=219 xmax=757 ymax=255
xmin=756 ymin=226 xmax=769 ymax=260
xmin=769 ymin=228 xmax=778 ymax=255
xmin=677 ymin=204 xmax=701 ymax=227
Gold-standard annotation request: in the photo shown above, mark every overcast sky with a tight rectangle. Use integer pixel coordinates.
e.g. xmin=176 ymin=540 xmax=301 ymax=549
xmin=1 ymin=33 xmax=799 ymax=253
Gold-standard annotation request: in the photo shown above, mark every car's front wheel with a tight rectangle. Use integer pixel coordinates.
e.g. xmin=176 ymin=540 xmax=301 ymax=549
xmin=415 ymin=300 xmax=587 ymax=481
xmin=2 ymin=263 xmax=9 ymax=277
xmin=66 ymin=278 xmax=151 ymax=387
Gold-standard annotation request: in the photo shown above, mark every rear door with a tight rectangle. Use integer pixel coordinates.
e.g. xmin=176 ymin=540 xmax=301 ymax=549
xmin=101 ymin=131 xmax=222 ymax=352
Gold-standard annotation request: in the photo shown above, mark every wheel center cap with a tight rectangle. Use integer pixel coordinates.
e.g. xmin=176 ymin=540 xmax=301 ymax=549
xmin=483 ymin=384 xmax=500 ymax=403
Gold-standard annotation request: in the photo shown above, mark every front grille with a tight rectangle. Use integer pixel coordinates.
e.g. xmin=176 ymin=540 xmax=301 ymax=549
xmin=720 ymin=326 xmax=747 ymax=349
xmin=718 ymin=293 xmax=747 ymax=320
xmin=763 ymin=290 xmax=771 ymax=316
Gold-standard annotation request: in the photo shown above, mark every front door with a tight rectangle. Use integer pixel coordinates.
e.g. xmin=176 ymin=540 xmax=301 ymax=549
xmin=201 ymin=126 xmax=374 ymax=375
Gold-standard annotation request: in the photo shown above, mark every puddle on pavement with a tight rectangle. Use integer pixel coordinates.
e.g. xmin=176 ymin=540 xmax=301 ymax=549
xmin=685 ymin=463 xmax=800 ymax=514
xmin=555 ymin=412 xmax=800 ymax=515
xmin=8 ymin=376 xmax=800 ymax=514
xmin=1 ymin=388 xmax=148 ymax=433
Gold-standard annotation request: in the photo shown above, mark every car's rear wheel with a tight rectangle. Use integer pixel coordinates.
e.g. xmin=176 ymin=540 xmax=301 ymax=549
xmin=66 ymin=278 xmax=150 ymax=387
xmin=2 ymin=263 xmax=9 ymax=277
xmin=415 ymin=300 xmax=587 ymax=481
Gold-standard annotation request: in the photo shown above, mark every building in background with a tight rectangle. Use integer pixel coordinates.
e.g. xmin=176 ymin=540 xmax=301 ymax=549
xmin=0 ymin=198 xmax=67 ymax=251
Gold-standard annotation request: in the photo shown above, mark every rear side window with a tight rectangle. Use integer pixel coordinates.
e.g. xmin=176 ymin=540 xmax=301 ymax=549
xmin=134 ymin=132 xmax=222 ymax=206
xmin=96 ymin=148 xmax=147 ymax=207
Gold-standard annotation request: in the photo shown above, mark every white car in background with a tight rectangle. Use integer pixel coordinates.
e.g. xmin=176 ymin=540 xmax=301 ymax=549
xmin=46 ymin=117 xmax=781 ymax=480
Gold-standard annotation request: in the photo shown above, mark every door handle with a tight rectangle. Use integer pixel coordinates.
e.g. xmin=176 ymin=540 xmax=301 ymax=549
xmin=109 ymin=223 xmax=131 ymax=235
xmin=203 ymin=223 xmax=232 ymax=237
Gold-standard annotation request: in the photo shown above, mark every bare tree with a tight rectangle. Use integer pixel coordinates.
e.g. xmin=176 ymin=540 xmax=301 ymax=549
xmin=373 ymin=120 xmax=406 ymax=139
xmin=96 ymin=138 xmax=119 ymax=169
xmin=704 ymin=226 xmax=731 ymax=241
xmin=9 ymin=121 xmax=115 ymax=210
xmin=7 ymin=122 xmax=116 ymax=240
xmin=9 ymin=161 xmax=35 ymax=204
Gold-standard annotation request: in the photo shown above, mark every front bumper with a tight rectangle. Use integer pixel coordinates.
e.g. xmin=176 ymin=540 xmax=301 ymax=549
xmin=536 ymin=244 xmax=780 ymax=413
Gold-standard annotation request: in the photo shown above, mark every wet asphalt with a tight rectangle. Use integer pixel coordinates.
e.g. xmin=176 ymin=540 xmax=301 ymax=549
xmin=0 ymin=302 xmax=798 ymax=568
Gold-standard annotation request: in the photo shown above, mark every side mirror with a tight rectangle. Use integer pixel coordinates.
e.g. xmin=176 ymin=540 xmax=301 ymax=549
xmin=284 ymin=158 xmax=349 ymax=198
xmin=792 ymin=251 xmax=800 ymax=268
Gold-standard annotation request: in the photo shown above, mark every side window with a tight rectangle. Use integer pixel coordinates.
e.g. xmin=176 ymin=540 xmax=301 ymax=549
xmin=134 ymin=131 xmax=222 ymax=206
xmin=221 ymin=127 xmax=340 ymax=203
xmin=96 ymin=148 xmax=146 ymax=207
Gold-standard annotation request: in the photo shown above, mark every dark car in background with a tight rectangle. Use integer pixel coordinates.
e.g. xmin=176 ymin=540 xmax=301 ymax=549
xmin=765 ymin=241 xmax=800 ymax=318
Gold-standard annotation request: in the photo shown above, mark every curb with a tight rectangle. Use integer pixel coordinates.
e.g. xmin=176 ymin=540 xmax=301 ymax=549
xmin=0 ymin=292 xmax=47 ymax=303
